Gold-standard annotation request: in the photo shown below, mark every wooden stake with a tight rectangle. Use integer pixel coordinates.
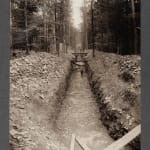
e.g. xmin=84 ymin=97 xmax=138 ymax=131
xmin=76 ymin=136 xmax=91 ymax=150
xmin=70 ymin=134 xmax=75 ymax=150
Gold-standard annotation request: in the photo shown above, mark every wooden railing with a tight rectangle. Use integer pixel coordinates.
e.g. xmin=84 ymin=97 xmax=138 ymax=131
xmin=70 ymin=124 xmax=141 ymax=150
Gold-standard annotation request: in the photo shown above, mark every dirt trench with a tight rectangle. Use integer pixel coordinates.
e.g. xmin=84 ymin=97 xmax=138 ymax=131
xmin=10 ymin=53 xmax=133 ymax=150
xmin=55 ymin=69 xmax=113 ymax=150
xmin=53 ymin=59 xmax=133 ymax=150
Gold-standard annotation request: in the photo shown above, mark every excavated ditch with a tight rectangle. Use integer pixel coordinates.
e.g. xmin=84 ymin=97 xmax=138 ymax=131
xmin=55 ymin=60 xmax=131 ymax=150
xmin=55 ymin=67 xmax=114 ymax=150
xmin=10 ymin=54 xmax=139 ymax=150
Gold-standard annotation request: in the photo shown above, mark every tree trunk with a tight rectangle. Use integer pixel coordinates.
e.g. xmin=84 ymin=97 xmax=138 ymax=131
xmin=91 ymin=0 xmax=95 ymax=57
xmin=25 ymin=0 xmax=29 ymax=55
xmin=131 ymin=0 xmax=137 ymax=54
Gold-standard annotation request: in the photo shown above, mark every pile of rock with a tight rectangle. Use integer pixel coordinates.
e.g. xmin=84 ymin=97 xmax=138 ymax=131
xmin=10 ymin=52 xmax=71 ymax=150
xmin=86 ymin=51 xmax=141 ymax=150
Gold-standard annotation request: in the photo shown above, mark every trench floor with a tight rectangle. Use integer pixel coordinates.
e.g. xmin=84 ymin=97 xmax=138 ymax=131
xmin=56 ymin=70 xmax=115 ymax=150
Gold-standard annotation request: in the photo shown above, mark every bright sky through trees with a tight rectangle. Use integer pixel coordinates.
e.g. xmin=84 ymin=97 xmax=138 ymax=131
xmin=71 ymin=0 xmax=84 ymax=29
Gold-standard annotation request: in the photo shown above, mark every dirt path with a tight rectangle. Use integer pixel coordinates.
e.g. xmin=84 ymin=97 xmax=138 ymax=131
xmin=56 ymin=70 xmax=114 ymax=150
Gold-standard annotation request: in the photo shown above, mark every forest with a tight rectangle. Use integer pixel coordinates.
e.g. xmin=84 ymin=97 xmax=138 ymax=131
xmin=81 ymin=0 xmax=140 ymax=55
xmin=10 ymin=0 xmax=76 ymax=56
xmin=10 ymin=0 xmax=140 ymax=56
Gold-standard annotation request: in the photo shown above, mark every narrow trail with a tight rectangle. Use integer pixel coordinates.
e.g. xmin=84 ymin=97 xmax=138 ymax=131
xmin=56 ymin=70 xmax=114 ymax=150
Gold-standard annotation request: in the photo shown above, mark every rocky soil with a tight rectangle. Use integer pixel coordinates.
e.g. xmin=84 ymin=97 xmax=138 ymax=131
xmin=86 ymin=51 xmax=141 ymax=149
xmin=10 ymin=52 xmax=71 ymax=150
xmin=9 ymin=50 xmax=141 ymax=150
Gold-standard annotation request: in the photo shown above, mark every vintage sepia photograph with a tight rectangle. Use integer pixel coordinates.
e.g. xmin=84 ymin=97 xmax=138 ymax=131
xmin=10 ymin=0 xmax=141 ymax=150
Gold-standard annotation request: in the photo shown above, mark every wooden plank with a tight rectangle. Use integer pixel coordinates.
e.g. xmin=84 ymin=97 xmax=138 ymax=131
xmin=72 ymin=53 xmax=88 ymax=54
xmin=70 ymin=134 xmax=76 ymax=150
xmin=72 ymin=53 xmax=88 ymax=56
xmin=104 ymin=124 xmax=141 ymax=150
xmin=75 ymin=136 xmax=91 ymax=150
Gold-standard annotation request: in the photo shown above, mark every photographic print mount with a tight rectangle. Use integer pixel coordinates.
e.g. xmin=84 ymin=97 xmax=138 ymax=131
xmin=1 ymin=2 xmax=149 ymax=149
